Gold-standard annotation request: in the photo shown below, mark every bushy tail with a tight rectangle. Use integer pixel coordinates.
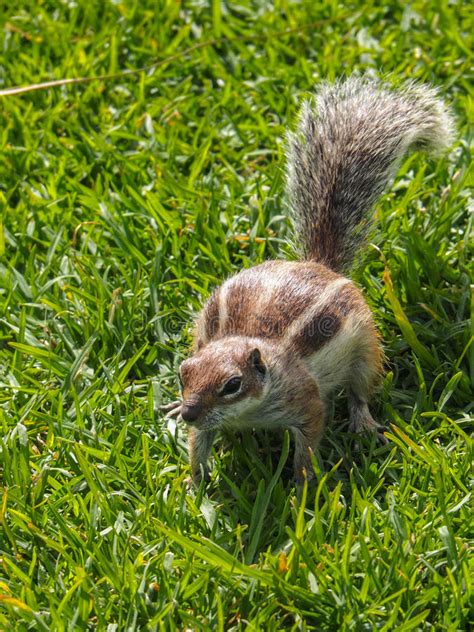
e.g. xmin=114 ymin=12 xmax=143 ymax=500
xmin=286 ymin=76 xmax=455 ymax=272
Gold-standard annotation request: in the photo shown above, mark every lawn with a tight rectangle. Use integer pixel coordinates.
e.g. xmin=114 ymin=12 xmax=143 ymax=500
xmin=0 ymin=1 xmax=472 ymax=630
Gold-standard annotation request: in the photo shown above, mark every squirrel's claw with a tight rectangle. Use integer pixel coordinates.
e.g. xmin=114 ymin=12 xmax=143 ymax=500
xmin=160 ymin=400 xmax=181 ymax=412
xmin=375 ymin=427 xmax=389 ymax=445
xmin=165 ymin=406 xmax=182 ymax=420
xmin=349 ymin=414 xmax=389 ymax=451
xmin=351 ymin=426 xmax=389 ymax=452
xmin=160 ymin=400 xmax=182 ymax=419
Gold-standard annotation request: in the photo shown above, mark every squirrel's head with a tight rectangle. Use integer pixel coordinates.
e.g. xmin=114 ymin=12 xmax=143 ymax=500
xmin=179 ymin=337 xmax=269 ymax=430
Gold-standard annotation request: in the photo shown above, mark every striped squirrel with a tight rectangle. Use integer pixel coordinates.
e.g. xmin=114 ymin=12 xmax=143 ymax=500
xmin=162 ymin=76 xmax=454 ymax=484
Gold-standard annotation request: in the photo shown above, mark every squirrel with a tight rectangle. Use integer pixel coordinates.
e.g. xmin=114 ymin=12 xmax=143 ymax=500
xmin=162 ymin=76 xmax=454 ymax=484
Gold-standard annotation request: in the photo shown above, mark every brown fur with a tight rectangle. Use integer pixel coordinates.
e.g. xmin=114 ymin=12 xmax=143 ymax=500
xmin=180 ymin=337 xmax=268 ymax=430
xmin=202 ymin=290 xmax=220 ymax=343
xmin=163 ymin=77 xmax=453 ymax=485
xmin=289 ymin=283 xmax=369 ymax=355
xmin=196 ymin=261 xmax=341 ymax=345
xmin=294 ymin=310 xmax=342 ymax=355
xmin=173 ymin=261 xmax=384 ymax=483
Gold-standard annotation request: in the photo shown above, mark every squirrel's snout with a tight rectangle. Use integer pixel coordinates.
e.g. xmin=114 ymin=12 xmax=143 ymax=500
xmin=181 ymin=402 xmax=202 ymax=423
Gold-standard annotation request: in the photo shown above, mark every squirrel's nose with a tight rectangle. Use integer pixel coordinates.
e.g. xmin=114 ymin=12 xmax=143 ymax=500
xmin=181 ymin=403 xmax=202 ymax=423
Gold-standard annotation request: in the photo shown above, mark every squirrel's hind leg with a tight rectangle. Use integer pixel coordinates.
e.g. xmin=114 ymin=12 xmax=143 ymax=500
xmin=348 ymin=393 xmax=379 ymax=433
xmin=347 ymin=395 xmax=388 ymax=445
xmin=346 ymin=343 xmax=387 ymax=442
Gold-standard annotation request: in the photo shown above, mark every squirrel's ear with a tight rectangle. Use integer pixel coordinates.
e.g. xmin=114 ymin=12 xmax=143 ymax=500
xmin=250 ymin=348 xmax=266 ymax=376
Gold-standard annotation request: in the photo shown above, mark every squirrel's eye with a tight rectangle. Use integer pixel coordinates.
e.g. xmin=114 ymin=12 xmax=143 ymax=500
xmin=220 ymin=377 xmax=242 ymax=396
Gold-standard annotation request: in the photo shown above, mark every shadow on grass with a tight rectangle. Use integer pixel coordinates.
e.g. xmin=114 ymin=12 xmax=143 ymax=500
xmin=198 ymin=416 xmax=396 ymax=561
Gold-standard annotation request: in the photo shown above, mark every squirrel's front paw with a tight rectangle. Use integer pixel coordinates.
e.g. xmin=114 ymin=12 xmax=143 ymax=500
xmin=160 ymin=400 xmax=182 ymax=419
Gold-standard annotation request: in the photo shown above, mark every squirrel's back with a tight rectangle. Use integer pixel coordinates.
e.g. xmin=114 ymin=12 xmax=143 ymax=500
xmin=286 ymin=76 xmax=454 ymax=271
xmin=195 ymin=260 xmax=370 ymax=359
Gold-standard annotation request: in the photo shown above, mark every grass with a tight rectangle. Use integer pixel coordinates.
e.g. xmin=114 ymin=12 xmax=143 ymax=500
xmin=0 ymin=0 xmax=472 ymax=629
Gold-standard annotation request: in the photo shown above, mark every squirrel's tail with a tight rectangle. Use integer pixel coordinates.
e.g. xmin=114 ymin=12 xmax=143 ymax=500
xmin=286 ymin=76 xmax=455 ymax=272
